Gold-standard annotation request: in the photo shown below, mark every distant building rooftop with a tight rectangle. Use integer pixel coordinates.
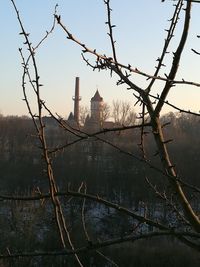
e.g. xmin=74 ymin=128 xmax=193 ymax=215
xmin=91 ymin=90 xmax=103 ymax=102
xmin=68 ymin=112 xmax=74 ymax=121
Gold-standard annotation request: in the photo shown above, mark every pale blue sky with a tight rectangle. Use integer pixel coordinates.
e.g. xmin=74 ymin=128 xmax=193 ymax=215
xmin=0 ymin=1 xmax=200 ymax=117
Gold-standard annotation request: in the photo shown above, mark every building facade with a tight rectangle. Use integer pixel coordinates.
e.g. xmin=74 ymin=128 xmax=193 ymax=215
xmin=68 ymin=77 xmax=109 ymax=131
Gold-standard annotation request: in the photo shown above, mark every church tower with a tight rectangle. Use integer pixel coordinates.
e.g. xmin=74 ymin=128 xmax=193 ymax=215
xmin=90 ymin=90 xmax=103 ymax=123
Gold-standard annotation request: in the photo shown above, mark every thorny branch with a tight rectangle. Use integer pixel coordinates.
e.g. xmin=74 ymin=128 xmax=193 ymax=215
xmin=55 ymin=15 xmax=200 ymax=89
xmin=0 ymin=230 xmax=199 ymax=259
xmin=80 ymin=182 xmax=119 ymax=266
xmin=146 ymin=0 xmax=184 ymax=93
xmin=55 ymin=0 xmax=200 ymax=233
xmin=6 ymin=0 xmax=200 ymax=263
xmin=154 ymin=0 xmax=192 ymax=115
xmin=11 ymin=1 xmax=84 ymax=266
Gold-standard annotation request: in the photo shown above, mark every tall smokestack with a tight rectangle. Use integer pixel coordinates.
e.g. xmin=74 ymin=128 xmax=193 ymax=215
xmin=72 ymin=77 xmax=81 ymax=126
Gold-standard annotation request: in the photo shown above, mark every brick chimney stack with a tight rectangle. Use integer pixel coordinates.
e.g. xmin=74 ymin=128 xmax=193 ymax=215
xmin=72 ymin=77 xmax=81 ymax=126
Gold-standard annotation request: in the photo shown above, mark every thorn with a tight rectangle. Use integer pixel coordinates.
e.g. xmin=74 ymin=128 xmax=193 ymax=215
xmin=169 ymin=165 xmax=175 ymax=169
xmin=191 ymin=48 xmax=200 ymax=55
xmin=107 ymin=57 xmax=113 ymax=61
xmin=163 ymin=139 xmax=173 ymax=144
xmin=56 ymin=15 xmax=61 ymax=23
xmin=153 ymin=151 xmax=159 ymax=157
xmin=67 ymin=33 xmax=73 ymax=39
xmin=162 ymin=122 xmax=170 ymax=128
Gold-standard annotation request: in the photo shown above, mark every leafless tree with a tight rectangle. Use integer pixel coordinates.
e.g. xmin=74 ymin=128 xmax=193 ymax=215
xmin=79 ymin=105 xmax=90 ymax=126
xmin=102 ymin=102 xmax=111 ymax=122
xmin=112 ymin=100 xmax=136 ymax=126
xmin=1 ymin=0 xmax=200 ymax=265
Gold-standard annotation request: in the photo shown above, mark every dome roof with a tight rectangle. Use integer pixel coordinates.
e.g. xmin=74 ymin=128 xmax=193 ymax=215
xmin=91 ymin=90 xmax=103 ymax=102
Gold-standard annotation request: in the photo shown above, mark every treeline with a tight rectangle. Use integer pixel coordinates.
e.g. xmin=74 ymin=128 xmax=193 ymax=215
xmin=0 ymin=112 xmax=199 ymax=201
xmin=0 ymin=113 xmax=200 ymax=266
